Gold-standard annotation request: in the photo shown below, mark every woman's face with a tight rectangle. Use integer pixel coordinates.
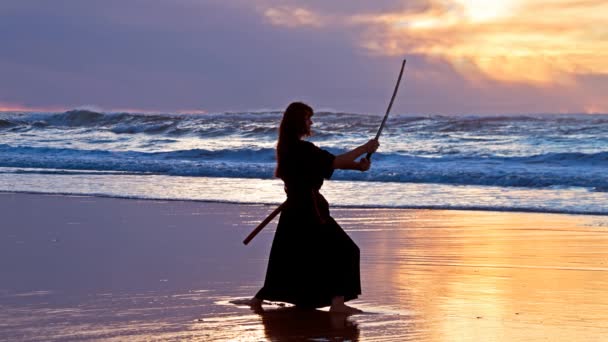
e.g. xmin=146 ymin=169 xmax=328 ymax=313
xmin=304 ymin=113 xmax=313 ymax=135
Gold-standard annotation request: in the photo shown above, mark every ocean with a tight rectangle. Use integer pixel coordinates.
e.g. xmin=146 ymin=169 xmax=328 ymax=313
xmin=1 ymin=109 xmax=607 ymax=215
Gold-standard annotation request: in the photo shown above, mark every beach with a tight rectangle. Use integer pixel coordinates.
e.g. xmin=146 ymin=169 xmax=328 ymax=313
xmin=4 ymin=1 xmax=608 ymax=340
xmin=1 ymin=192 xmax=607 ymax=341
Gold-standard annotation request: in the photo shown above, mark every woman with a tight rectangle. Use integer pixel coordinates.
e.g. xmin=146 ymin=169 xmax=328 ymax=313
xmin=250 ymin=102 xmax=379 ymax=314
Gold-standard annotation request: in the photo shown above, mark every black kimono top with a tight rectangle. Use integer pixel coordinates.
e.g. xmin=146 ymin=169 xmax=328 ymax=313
xmin=278 ymin=140 xmax=335 ymax=221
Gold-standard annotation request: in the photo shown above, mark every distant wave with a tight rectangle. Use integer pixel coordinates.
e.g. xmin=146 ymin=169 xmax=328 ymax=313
xmin=0 ymin=144 xmax=605 ymax=190
xmin=3 ymin=109 xmax=608 ymax=138
xmin=516 ymin=152 xmax=608 ymax=164
xmin=0 ymin=119 xmax=16 ymax=128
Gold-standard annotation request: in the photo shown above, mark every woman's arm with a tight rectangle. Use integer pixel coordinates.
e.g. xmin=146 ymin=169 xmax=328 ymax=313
xmin=333 ymin=139 xmax=379 ymax=171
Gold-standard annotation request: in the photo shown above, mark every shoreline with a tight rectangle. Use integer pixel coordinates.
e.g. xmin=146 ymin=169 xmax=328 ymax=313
xmin=2 ymin=190 xmax=607 ymax=217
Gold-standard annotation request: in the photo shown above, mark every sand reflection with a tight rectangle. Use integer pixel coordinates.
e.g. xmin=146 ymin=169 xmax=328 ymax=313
xmin=256 ymin=307 xmax=359 ymax=341
xmin=351 ymin=209 xmax=608 ymax=341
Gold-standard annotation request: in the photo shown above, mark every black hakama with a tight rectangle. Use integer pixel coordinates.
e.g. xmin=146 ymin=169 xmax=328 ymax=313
xmin=255 ymin=140 xmax=361 ymax=308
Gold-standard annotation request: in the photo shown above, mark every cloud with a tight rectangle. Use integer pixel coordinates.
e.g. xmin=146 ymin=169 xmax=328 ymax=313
xmin=348 ymin=0 xmax=608 ymax=85
xmin=262 ymin=6 xmax=324 ymax=28
xmin=249 ymin=0 xmax=426 ymax=16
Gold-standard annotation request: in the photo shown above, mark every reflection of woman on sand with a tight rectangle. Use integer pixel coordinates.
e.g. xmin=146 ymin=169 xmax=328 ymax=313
xmin=249 ymin=102 xmax=379 ymax=314
xmin=258 ymin=306 xmax=359 ymax=340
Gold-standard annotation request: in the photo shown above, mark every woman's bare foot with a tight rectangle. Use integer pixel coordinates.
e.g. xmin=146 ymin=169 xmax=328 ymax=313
xmin=249 ymin=297 xmax=263 ymax=311
xmin=251 ymin=300 xmax=264 ymax=313
xmin=329 ymin=296 xmax=363 ymax=315
xmin=229 ymin=297 xmax=263 ymax=312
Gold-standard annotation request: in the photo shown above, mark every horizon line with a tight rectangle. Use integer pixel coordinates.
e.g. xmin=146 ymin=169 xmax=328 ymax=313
xmin=0 ymin=102 xmax=608 ymax=116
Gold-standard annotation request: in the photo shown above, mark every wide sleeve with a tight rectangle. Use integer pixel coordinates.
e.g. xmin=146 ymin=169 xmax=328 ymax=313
xmin=303 ymin=141 xmax=335 ymax=180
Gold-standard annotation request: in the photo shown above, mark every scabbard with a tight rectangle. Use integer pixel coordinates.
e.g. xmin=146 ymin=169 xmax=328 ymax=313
xmin=242 ymin=201 xmax=287 ymax=245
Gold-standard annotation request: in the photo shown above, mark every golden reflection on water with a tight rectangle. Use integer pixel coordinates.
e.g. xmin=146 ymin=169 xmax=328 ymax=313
xmin=355 ymin=209 xmax=608 ymax=341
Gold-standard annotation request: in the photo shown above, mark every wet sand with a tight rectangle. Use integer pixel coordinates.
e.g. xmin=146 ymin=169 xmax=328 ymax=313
xmin=1 ymin=192 xmax=607 ymax=341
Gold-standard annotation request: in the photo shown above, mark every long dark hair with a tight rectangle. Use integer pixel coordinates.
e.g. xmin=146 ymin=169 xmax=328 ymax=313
xmin=275 ymin=102 xmax=313 ymax=178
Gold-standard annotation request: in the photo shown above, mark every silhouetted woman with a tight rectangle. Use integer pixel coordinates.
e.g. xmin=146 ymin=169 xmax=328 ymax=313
xmin=250 ymin=102 xmax=379 ymax=314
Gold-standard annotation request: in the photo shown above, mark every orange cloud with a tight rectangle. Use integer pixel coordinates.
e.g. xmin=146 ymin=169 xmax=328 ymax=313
xmin=350 ymin=0 xmax=608 ymax=85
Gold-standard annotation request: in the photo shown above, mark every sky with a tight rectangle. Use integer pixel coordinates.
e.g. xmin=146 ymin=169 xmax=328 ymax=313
xmin=1 ymin=0 xmax=607 ymax=115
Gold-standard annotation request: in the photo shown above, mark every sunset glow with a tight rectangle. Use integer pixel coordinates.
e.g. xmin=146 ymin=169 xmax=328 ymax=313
xmin=352 ymin=0 xmax=608 ymax=85
xmin=454 ymin=0 xmax=517 ymax=22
